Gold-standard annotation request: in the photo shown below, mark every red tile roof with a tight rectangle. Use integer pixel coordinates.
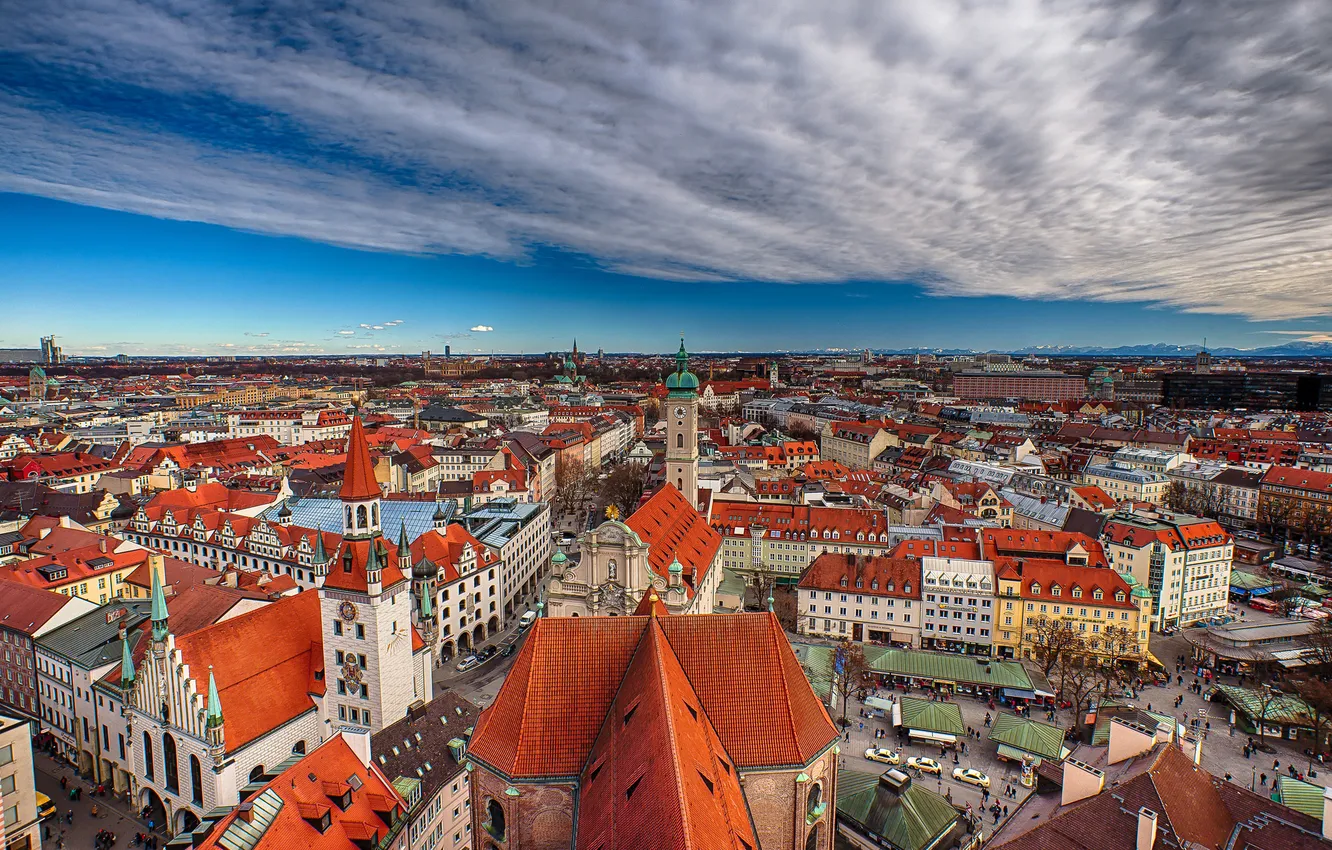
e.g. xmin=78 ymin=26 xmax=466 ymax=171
xmin=0 ymin=582 xmax=83 ymax=635
xmin=797 ymin=553 xmax=922 ymax=598
xmin=173 ymin=591 xmax=324 ymax=752
xmin=625 ymin=485 xmax=721 ymax=596
xmin=468 ymin=613 xmax=836 ymax=779
xmin=1262 ymin=465 xmax=1332 ymax=495
xmin=982 ymin=529 xmax=1108 ymax=566
xmin=340 ymin=417 xmax=382 ymax=501
xmin=575 ymin=617 xmax=757 ymax=849
xmin=195 ymin=734 xmax=406 ymax=850
xmin=995 ymin=557 xmax=1137 ymax=609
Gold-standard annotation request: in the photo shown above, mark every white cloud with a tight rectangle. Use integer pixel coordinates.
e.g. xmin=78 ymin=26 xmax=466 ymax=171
xmin=471 ymin=325 xmax=494 ymax=332
xmin=336 ymin=329 xmax=356 ymax=335
xmin=2 ymin=1 xmax=1331 ymax=319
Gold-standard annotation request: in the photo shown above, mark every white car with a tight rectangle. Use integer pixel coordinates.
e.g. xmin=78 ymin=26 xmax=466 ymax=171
xmin=456 ymin=655 xmax=481 ymax=673
xmin=907 ymin=757 xmax=943 ymax=776
xmin=952 ymin=767 xmax=991 ymax=788
xmin=864 ymin=748 xmax=902 ymax=765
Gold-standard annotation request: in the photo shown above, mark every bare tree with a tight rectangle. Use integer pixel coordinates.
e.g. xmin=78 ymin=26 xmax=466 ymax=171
xmin=553 ymin=458 xmax=594 ymax=517
xmin=1301 ymin=616 xmax=1332 ymax=671
xmin=599 ymin=461 xmax=648 ymax=517
xmin=1029 ymin=617 xmax=1084 ymax=679
xmin=1288 ymin=673 xmax=1332 ymax=768
xmin=1054 ymin=640 xmax=1100 ymax=733
xmin=1094 ymin=625 xmax=1141 ymax=697
xmin=830 ymin=640 xmax=871 ymax=725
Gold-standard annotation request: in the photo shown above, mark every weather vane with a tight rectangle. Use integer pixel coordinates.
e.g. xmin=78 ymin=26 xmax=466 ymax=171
xmin=605 ymin=505 xmax=620 ymax=521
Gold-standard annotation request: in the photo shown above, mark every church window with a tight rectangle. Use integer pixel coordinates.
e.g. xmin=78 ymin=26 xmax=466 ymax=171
xmin=190 ymin=755 xmax=203 ymax=805
xmin=356 ymin=506 xmax=368 ymax=529
xmin=142 ymin=732 xmax=154 ymax=781
xmin=372 ymin=504 xmax=379 ymax=526
xmin=346 ymin=506 xmax=352 ymax=527
xmin=677 ymin=433 xmax=684 ymax=449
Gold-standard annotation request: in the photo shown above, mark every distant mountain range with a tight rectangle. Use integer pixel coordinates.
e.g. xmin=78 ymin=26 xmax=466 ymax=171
xmin=872 ymin=342 xmax=1332 ymax=358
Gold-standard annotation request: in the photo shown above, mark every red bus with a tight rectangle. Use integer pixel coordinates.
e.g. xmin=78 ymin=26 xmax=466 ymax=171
xmin=1249 ymin=598 xmax=1279 ymax=613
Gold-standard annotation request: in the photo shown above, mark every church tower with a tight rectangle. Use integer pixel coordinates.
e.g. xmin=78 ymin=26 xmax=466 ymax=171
xmin=664 ymin=337 xmax=701 ymax=509
xmin=320 ymin=417 xmax=416 ymax=733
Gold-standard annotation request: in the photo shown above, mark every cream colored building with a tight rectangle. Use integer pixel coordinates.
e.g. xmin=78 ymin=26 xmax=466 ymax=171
xmin=0 ymin=713 xmax=41 ymax=850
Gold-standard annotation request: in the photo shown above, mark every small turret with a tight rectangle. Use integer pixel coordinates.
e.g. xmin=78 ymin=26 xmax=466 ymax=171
xmin=276 ymin=499 xmax=293 ymax=526
xmin=365 ymin=541 xmax=383 ymax=596
xmin=431 ymin=500 xmax=448 ymax=530
xmin=205 ymin=666 xmax=225 ymax=764
xmin=397 ymin=521 xmax=413 ymax=577
xmin=119 ymin=628 xmax=135 ymax=692
xmin=668 ymin=555 xmax=684 ymax=589
xmin=150 ymin=566 xmax=169 ymax=645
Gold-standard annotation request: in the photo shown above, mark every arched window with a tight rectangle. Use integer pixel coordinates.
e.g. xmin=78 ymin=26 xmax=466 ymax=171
xmin=190 ymin=755 xmax=203 ymax=805
xmin=345 ymin=506 xmax=352 ymax=527
xmin=249 ymin=765 xmax=265 ymax=783
xmin=805 ymin=822 xmax=822 ymax=850
xmin=142 ymin=731 xmax=155 ymax=781
xmin=372 ymin=504 xmax=379 ymax=526
xmin=677 ymin=478 xmax=683 ymax=491
xmin=292 ymin=741 xmax=307 ymax=755
xmin=356 ymin=506 xmax=368 ymax=529
xmin=806 ymin=783 xmax=823 ymax=816
xmin=163 ymin=733 xmax=179 ymax=792
xmin=677 ymin=433 xmax=684 ymax=449
xmin=485 ymin=799 xmax=507 ymax=840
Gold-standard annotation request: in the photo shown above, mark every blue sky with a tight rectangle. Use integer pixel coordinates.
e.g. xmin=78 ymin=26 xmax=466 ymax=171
xmin=1 ymin=194 xmax=1315 ymax=356
xmin=2 ymin=1 xmax=1331 ymax=356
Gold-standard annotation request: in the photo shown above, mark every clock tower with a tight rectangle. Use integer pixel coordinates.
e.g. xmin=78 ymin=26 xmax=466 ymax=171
xmin=664 ymin=336 xmax=700 ymax=509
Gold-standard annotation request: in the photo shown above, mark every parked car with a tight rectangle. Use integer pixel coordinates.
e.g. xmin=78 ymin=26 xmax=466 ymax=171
xmin=864 ymin=748 xmax=902 ymax=765
xmin=952 ymin=767 xmax=990 ymax=788
xmin=479 ymin=645 xmax=498 ymax=659
xmin=500 ymin=644 xmax=517 ymax=658
xmin=456 ymin=655 xmax=481 ymax=673
xmin=907 ymin=757 xmax=943 ymax=776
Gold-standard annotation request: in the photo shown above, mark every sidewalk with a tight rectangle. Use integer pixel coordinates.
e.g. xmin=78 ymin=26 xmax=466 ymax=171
xmin=33 ymin=750 xmax=155 ymax=848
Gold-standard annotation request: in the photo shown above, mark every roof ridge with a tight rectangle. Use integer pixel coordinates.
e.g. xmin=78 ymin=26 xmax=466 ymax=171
xmin=646 ymin=619 xmax=695 ymax=850
xmin=765 ymin=612 xmax=803 ymax=765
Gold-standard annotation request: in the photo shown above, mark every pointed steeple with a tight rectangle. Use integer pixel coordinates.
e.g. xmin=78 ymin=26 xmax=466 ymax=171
xmin=206 ymin=666 xmax=223 ymax=728
xmin=397 ymin=521 xmax=413 ymax=575
xmin=340 ymin=416 xmax=381 ymax=502
xmin=119 ymin=632 xmax=135 ymax=685
xmin=420 ymin=583 xmax=434 ymax=619
xmin=313 ymin=532 xmax=328 ymax=564
xmin=151 ymin=566 xmax=169 ymax=643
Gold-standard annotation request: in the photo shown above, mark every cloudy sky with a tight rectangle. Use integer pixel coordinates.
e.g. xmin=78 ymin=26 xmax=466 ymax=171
xmin=2 ymin=0 xmax=1331 ymax=354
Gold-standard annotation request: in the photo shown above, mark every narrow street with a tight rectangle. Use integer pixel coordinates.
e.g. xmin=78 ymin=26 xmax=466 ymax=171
xmin=32 ymin=750 xmax=154 ymax=849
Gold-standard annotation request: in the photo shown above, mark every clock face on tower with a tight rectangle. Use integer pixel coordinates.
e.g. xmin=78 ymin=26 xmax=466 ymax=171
xmin=673 ymin=406 xmax=686 ymax=419
xmin=339 ymin=601 xmax=358 ymax=622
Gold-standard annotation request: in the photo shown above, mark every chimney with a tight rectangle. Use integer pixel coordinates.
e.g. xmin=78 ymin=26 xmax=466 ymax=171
xmin=341 ymin=728 xmax=372 ymax=768
xmin=99 ymin=538 xmax=107 ymax=554
xmin=1322 ymin=786 xmax=1332 ymax=841
xmin=1108 ymin=718 xmax=1156 ymax=765
xmin=1136 ymin=808 xmax=1158 ymax=850
xmin=1060 ymin=758 xmax=1105 ymax=806
xmin=39 ymin=527 xmax=51 ymax=540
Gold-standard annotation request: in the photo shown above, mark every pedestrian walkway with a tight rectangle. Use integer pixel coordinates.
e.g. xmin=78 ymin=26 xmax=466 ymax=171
xmin=33 ymin=750 xmax=156 ymax=849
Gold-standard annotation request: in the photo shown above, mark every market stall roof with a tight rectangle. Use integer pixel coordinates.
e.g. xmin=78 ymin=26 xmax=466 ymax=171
xmin=896 ymin=696 xmax=965 ymax=736
xmin=988 ymin=711 xmax=1070 ymax=762
xmin=1212 ymin=683 xmax=1316 ymax=728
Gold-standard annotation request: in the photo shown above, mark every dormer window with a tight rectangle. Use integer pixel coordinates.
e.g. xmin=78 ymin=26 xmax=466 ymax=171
xmin=1030 ymin=583 xmax=1041 ymax=595
xmin=871 ymin=580 xmax=878 ymax=591
xmin=1051 ymin=585 xmax=1061 ymax=597
xmin=1093 ymin=589 xmax=1103 ymax=600
xmin=840 ymin=577 xmax=848 ymax=588
xmin=1072 ymin=587 xmax=1082 ymax=599
xmin=855 ymin=579 xmax=863 ymax=589
xmin=1115 ymin=591 xmax=1126 ymax=602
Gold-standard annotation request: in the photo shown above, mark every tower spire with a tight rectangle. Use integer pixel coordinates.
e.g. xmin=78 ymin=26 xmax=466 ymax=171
xmin=206 ymin=666 xmax=223 ymax=728
xmin=151 ymin=566 xmax=169 ymax=643
xmin=340 ymin=417 xmax=381 ymax=503
xmin=119 ymin=630 xmax=135 ymax=685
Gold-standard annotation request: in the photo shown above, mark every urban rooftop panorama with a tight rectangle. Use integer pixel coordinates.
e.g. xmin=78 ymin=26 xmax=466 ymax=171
xmin=4 ymin=2 xmax=1332 ymax=849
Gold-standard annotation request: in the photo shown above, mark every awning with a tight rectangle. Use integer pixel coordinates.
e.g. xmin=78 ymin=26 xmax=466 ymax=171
xmin=908 ymin=729 xmax=958 ymax=745
xmin=1002 ymin=688 xmax=1037 ymax=700
xmin=1146 ymin=651 xmax=1166 ymax=669
xmin=865 ymin=696 xmax=895 ymax=713
xmin=996 ymin=743 xmax=1041 ymax=764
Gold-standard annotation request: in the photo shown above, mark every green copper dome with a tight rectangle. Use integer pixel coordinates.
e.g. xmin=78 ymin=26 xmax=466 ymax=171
xmin=551 ymin=550 xmax=568 ymax=565
xmin=665 ymin=337 xmax=700 ymax=397
xmin=668 ymin=556 xmax=684 ymax=574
